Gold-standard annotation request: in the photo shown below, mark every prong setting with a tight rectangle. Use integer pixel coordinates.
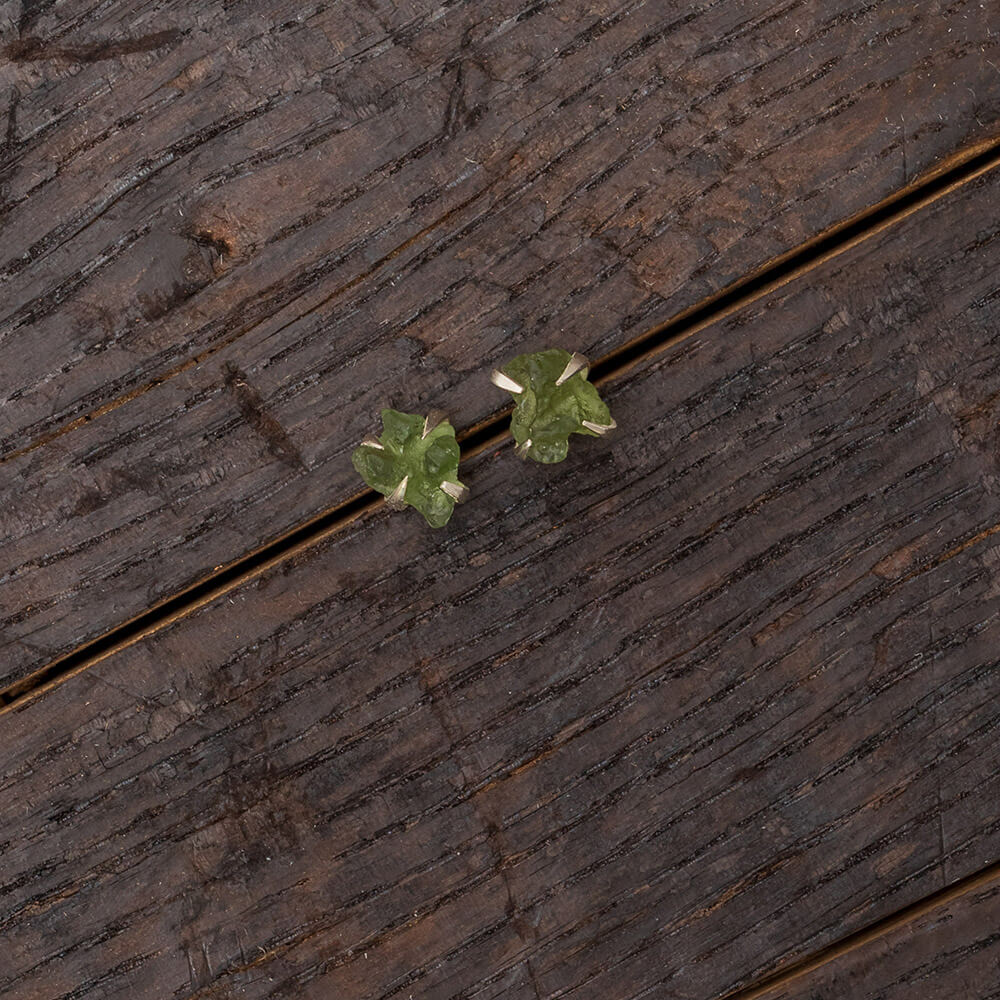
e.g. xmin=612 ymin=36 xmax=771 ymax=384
xmin=495 ymin=349 xmax=614 ymax=463
xmin=386 ymin=474 xmax=409 ymax=510
xmin=422 ymin=409 xmax=448 ymax=439
xmin=440 ymin=481 xmax=469 ymax=503
xmin=555 ymin=352 xmax=589 ymax=386
xmin=581 ymin=417 xmax=616 ymax=435
xmin=353 ymin=409 xmax=465 ymax=527
xmin=491 ymin=369 xmax=525 ymax=394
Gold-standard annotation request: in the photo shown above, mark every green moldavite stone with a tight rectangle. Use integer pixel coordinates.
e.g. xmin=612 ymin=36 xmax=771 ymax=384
xmin=352 ymin=409 xmax=467 ymax=528
xmin=493 ymin=348 xmax=615 ymax=464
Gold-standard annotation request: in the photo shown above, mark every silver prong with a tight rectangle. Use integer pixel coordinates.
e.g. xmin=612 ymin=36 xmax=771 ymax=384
xmin=555 ymin=352 xmax=589 ymax=386
xmin=422 ymin=409 xmax=448 ymax=439
xmin=361 ymin=436 xmax=384 ymax=450
xmin=581 ymin=417 xmax=616 ymax=436
xmin=386 ymin=474 xmax=409 ymax=510
xmin=490 ymin=369 xmax=524 ymax=394
xmin=440 ymin=481 xmax=469 ymax=503
xmin=515 ymin=437 xmax=533 ymax=458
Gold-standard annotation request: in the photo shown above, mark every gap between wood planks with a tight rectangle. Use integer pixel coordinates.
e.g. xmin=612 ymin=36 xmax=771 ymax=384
xmin=720 ymin=859 xmax=1000 ymax=1000
xmin=3 ymin=133 xmax=1000 ymax=718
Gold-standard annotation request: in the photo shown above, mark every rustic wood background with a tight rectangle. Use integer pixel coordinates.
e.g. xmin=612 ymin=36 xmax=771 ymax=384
xmin=4 ymin=0 xmax=1000 ymax=686
xmin=2 ymin=0 xmax=999 ymax=997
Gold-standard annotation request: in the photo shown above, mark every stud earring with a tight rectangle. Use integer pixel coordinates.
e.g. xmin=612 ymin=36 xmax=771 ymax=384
xmin=352 ymin=408 xmax=469 ymax=527
xmin=490 ymin=348 xmax=616 ymax=463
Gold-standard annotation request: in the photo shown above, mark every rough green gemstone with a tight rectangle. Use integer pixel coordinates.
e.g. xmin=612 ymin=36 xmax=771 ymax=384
xmin=352 ymin=409 xmax=467 ymax=528
xmin=495 ymin=348 xmax=615 ymax=463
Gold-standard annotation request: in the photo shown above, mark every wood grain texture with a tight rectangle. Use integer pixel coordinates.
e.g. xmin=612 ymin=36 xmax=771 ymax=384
xmin=3 ymin=170 xmax=1000 ymax=1000
xmin=759 ymin=878 xmax=1000 ymax=999
xmin=3 ymin=0 xmax=1000 ymax=685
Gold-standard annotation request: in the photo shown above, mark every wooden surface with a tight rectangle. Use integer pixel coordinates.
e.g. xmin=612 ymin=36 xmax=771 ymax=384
xmin=3 ymin=162 xmax=1000 ymax=998
xmin=3 ymin=0 xmax=1000 ymax=685
xmin=759 ymin=877 xmax=1000 ymax=999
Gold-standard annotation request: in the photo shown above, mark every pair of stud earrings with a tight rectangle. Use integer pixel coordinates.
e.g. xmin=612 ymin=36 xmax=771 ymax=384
xmin=351 ymin=348 xmax=615 ymax=527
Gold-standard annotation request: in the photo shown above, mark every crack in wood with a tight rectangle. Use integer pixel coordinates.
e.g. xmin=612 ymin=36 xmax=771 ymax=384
xmin=720 ymin=860 xmax=1000 ymax=1000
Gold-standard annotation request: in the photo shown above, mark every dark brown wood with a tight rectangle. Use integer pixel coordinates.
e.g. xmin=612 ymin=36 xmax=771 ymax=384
xmin=758 ymin=877 xmax=1000 ymax=999
xmin=3 ymin=0 xmax=1000 ymax=685
xmin=3 ymin=168 xmax=1000 ymax=1000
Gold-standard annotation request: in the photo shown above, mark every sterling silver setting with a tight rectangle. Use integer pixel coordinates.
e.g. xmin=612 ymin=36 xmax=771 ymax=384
xmin=581 ymin=417 xmax=616 ymax=435
xmin=555 ymin=352 xmax=589 ymax=386
xmin=440 ymin=481 xmax=469 ymax=502
xmin=422 ymin=409 xmax=448 ymax=438
xmin=490 ymin=370 xmax=525 ymax=394
xmin=386 ymin=475 xmax=409 ymax=510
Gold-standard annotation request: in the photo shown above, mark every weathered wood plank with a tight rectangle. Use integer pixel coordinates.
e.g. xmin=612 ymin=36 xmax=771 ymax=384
xmin=3 ymin=0 xmax=995 ymax=456
xmin=2 ymin=0 xmax=1000 ymax=684
xmin=2 ymin=170 xmax=1000 ymax=999
xmin=758 ymin=878 xmax=1000 ymax=999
